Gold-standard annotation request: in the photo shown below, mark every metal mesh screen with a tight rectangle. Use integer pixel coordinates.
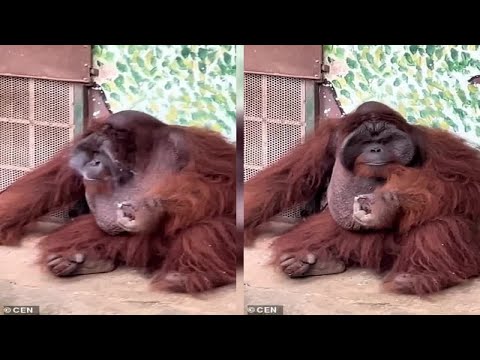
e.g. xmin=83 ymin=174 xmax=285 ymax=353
xmin=244 ymin=73 xmax=308 ymax=220
xmin=0 ymin=75 xmax=76 ymax=223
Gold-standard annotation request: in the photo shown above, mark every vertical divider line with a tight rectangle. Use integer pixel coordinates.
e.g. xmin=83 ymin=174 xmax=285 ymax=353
xmin=235 ymin=44 xmax=245 ymax=315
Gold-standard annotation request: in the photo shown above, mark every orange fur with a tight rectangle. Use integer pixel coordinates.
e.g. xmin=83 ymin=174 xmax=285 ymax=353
xmin=245 ymin=105 xmax=480 ymax=295
xmin=244 ymin=117 xmax=339 ymax=244
xmin=0 ymin=112 xmax=238 ymax=294
xmin=0 ymin=147 xmax=84 ymax=245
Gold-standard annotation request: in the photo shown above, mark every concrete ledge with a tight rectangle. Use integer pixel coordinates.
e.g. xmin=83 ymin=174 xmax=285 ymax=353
xmin=244 ymin=237 xmax=480 ymax=315
xmin=0 ymin=234 xmax=242 ymax=315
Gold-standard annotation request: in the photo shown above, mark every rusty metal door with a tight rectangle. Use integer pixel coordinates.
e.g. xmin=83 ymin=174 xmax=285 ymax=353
xmin=0 ymin=45 xmax=92 ymax=221
xmin=244 ymin=45 xmax=323 ymax=222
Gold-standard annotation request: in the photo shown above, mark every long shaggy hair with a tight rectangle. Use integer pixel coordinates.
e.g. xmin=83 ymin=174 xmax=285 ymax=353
xmin=0 ymin=111 xmax=238 ymax=294
xmin=244 ymin=103 xmax=480 ymax=295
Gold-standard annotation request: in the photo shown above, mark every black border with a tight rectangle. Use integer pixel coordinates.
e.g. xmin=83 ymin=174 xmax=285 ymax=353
xmin=0 ymin=8 xmax=477 ymax=44
xmin=2 ymin=314 xmax=478 ymax=344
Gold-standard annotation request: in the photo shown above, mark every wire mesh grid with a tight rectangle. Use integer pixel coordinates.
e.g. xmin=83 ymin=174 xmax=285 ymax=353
xmin=0 ymin=75 xmax=76 ymax=223
xmin=244 ymin=73 xmax=308 ymax=220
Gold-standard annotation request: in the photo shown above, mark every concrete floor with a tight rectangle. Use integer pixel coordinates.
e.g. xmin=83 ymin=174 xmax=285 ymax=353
xmin=5 ymin=230 xmax=480 ymax=315
xmin=244 ymin=236 xmax=480 ymax=315
xmin=0 ymin=233 xmax=242 ymax=315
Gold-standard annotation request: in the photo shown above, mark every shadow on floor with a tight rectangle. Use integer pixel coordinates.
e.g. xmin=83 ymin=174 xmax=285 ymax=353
xmin=0 ymin=234 xmax=242 ymax=315
xmin=244 ymin=237 xmax=480 ymax=315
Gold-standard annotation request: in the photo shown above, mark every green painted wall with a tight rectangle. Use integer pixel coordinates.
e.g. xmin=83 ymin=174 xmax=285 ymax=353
xmin=92 ymin=45 xmax=236 ymax=141
xmin=324 ymin=45 xmax=480 ymax=145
